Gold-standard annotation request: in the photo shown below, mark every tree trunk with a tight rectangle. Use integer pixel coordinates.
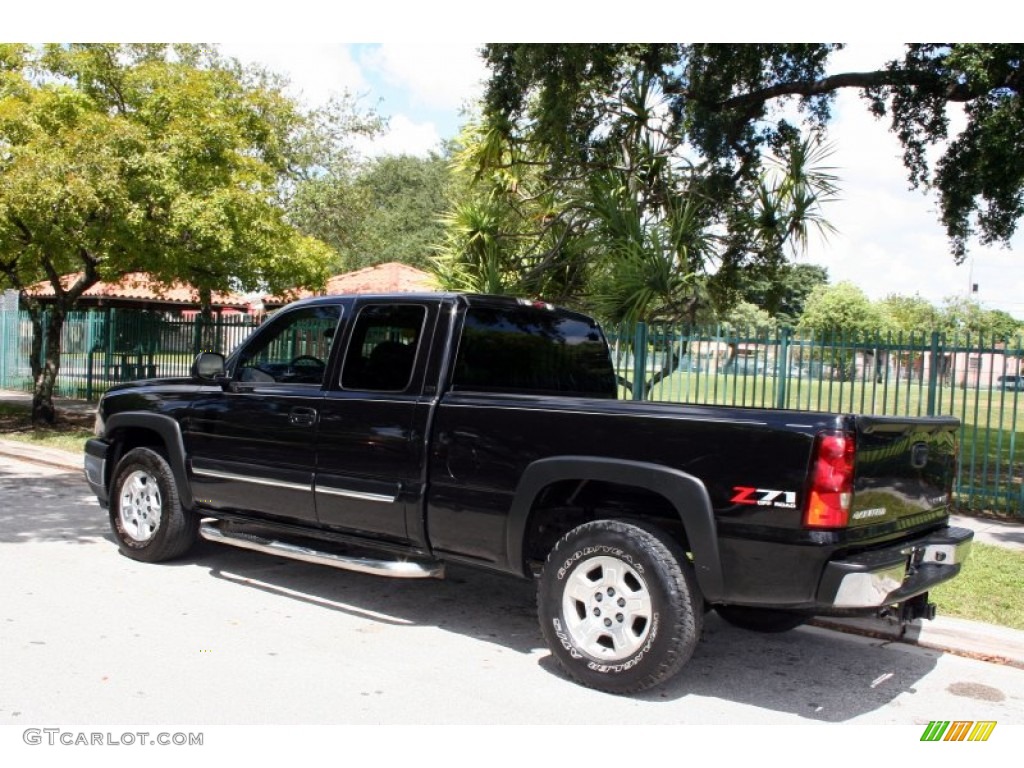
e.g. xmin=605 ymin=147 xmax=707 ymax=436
xmin=31 ymin=306 xmax=66 ymax=425
xmin=644 ymin=340 xmax=685 ymax=399
xmin=2 ymin=242 xmax=101 ymax=425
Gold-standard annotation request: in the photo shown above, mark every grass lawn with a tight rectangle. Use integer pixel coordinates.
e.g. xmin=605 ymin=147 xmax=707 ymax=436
xmin=0 ymin=402 xmax=93 ymax=453
xmin=930 ymin=542 xmax=1024 ymax=630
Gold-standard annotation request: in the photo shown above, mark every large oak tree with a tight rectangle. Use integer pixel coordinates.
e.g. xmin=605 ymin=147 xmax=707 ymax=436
xmin=440 ymin=44 xmax=1021 ymax=330
xmin=482 ymin=44 xmax=1023 ymax=263
xmin=0 ymin=44 xmax=338 ymax=422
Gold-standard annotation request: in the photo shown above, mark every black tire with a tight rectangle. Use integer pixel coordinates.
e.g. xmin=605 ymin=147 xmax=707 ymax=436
xmin=538 ymin=519 xmax=703 ymax=694
xmin=714 ymin=605 xmax=808 ymax=633
xmin=109 ymin=447 xmax=197 ymax=563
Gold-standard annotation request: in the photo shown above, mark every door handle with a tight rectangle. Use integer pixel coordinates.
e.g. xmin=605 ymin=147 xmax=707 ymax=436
xmin=289 ymin=406 xmax=318 ymax=426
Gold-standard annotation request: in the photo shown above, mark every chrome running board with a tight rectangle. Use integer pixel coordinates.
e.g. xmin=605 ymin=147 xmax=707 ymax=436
xmin=199 ymin=521 xmax=445 ymax=579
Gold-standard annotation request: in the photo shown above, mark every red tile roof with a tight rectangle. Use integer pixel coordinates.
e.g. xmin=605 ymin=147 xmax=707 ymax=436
xmin=26 ymin=272 xmax=250 ymax=309
xmin=263 ymin=262 xmax=439 ymax=307
xmin=326 ymin=262 xmax=439 ymax=294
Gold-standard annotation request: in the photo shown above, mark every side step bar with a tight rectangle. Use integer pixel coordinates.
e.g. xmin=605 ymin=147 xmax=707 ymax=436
xmin=199 ymin=521 xmax=445 ymax=579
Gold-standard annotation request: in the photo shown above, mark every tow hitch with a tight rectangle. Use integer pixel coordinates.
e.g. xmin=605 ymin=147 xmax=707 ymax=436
xmin=898 ymin=593 xmax=936 ymax=623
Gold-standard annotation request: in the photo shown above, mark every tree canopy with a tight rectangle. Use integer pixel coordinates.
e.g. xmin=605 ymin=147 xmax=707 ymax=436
xmin=0 ymin=43 xmax=348 ymax=421
xmin=733 ymin=262 xmax=829 ymax=327
xmin=798 ymin=282 xmax=886 ymax=337
xmin=800 ymin=287 xmax=1024 ymax=342
xmin=290 ymin=151 xmax=450 ymax=272
xmin=481 ymin=44 xmax=1024 ymax=263
xmin=936 ymin=296 xmax=1024 ymax=342
xmin=433 ymin=91 xmax=838 ymax=327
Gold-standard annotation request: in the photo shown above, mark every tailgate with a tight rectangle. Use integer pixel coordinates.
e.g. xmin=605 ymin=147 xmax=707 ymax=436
xmin=849 ymin=415 xmax=959 ymax=536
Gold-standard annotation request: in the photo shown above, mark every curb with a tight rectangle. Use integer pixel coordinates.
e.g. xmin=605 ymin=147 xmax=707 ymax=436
xmin=811 ymin=615 xmax=1024 ymax=669
xmin=0 ymin=438 xmax=83 ymax=473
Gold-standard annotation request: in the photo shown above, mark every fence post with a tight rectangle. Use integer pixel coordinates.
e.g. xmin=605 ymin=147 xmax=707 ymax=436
xmin=104 ymin=307 xmax=116 ymax=381
xmin=192 ymin=314 xmax=204 ymax=356
xmin=632 ymin=322 xmax=648 ymax=401
xmin=775 ymin=326 xmax=790 ymax=409
xmin=83 ymin=311 xmax=95 ymax=401
xmin=927 ymin=331 xmax=940 ymax=416
xmin=0 ymin=292 xmax=9 ymax=388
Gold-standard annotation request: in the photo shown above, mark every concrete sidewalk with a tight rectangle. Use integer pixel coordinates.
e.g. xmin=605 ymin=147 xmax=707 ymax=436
xmin=953 ymin=513 xmax=1024 ymax=551
xmin=0 ymin=387 xmax=97 ymax=415
xmin=1 ymin=402 xmax=1023 ymax=671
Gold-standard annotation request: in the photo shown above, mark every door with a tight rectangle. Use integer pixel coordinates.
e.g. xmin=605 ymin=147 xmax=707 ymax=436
xmin=314 ymin=300 xmax=440 ymax=544
xmin=186 ymin=303 xmax=343 ymax=524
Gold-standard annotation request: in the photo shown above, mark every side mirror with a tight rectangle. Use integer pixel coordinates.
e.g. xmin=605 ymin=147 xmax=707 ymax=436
xmin=192 ymin=352 xmax=227 ymax=381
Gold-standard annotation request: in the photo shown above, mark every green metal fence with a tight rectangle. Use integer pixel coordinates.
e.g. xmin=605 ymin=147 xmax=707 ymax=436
xmin=0 ymin=308 xmax=260 ymax=401
xmin=610 ymin=323 xmax=1024 ymax=517
xmin=0 ymin=306 xmax=1021 ymax=516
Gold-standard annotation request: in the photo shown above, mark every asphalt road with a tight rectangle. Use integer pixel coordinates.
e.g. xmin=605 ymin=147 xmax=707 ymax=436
xmin=2 ymin=454 xmax=1024 ymax=726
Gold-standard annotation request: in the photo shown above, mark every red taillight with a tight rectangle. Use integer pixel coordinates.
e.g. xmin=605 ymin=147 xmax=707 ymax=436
xmin=804 ymin=432 xmax=855 ymax=528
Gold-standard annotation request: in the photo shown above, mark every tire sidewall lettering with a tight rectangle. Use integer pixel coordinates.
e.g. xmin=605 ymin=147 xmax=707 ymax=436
xmin=556 ymin=545 xmax=645 ymax=582
xmin=551 ymin=618 xmax=583 ymax=659
xmin=538 ymin=520 xmax=702 ymax=693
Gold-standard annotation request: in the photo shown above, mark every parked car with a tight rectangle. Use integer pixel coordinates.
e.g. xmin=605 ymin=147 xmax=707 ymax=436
xmin=997 ymin=375 xmax=1024 ymax=391
xmin=721 ymin=356 xmax=766 ymax=376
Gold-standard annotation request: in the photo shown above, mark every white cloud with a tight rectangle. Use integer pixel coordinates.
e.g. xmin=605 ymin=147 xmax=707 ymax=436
xmin=357 ymin=114 xmax=444 ymax=158
xmin=803 ymin=48 xmax=1024 ymax=314
xmin=359 ymin=43 xmax=487 ymax=112
xmin=219 ymin=43 xmax=367 ymax=109
xmin=820 ymin=115 xmax=971 ymax=307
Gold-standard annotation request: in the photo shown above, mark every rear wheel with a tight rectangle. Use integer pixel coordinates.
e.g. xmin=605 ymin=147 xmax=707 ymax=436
xmin=714 ymin=605 xmax=807 ymax=633
xmin=538 ymin=519 xmax=702 ymax=694
xmin=109 ymin=447 xmax=197 ymax=563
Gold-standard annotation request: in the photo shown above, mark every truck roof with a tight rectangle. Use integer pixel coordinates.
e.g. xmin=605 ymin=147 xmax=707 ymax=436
xmin=283 ymin=292 xmax=601 ymax=325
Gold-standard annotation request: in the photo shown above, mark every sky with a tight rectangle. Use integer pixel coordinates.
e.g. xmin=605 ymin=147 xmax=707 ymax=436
xmin=9 ymin=6 xmax=1024 ymax=316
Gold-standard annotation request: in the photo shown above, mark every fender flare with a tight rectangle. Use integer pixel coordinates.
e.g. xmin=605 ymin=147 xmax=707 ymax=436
xmin=507 ymin=456 xmax=725 ymax=601
xmin=105 ymin=412 xmax=194 ymax=509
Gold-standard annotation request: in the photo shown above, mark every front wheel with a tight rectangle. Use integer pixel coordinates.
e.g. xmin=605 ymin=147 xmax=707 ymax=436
xmin=109 ymin=447 xmax=197 ymax=563
xmin=538 ymin=520 xmax=703 ymax=694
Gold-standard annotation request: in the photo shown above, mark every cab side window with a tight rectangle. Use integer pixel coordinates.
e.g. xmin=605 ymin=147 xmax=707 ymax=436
xmin=237 ymin=305 xmax=342 ymax=385
xmin=452 ymin=306 xmax=617 ymax=398
xmin=341 ymin=304 xmax=427 ymax=392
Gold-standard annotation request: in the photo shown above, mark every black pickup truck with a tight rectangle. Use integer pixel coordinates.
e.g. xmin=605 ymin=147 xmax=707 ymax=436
xmin=84 ymin=293 xmax=973 ymax=693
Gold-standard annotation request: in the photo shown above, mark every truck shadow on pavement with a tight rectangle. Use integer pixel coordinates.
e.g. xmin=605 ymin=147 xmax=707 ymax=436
xmin=197 ymin=540 xmax=940 ymax=721
xmin=0 ymin=464 xmax=940 ymax=722
xmin=199 ymin=542 xmax=543 ymax=653
xmin=661 ymin=617 xmax=940 ymax=720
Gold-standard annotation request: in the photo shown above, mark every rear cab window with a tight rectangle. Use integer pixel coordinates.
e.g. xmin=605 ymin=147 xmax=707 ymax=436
xmin=452 ymin=302 xmax=617 ymax=398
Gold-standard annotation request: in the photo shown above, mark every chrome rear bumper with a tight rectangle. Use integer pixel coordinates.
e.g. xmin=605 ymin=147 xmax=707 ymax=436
xmin=819 ymin=526 xmax=973 ymax=609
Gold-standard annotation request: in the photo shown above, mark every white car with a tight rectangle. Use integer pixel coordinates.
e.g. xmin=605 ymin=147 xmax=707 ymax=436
xmin=997 ymin=375 xmax=1024 ymax=391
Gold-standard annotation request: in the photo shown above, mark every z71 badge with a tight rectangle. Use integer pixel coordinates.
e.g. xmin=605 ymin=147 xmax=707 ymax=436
xmin=731 ymin=486 xmax=798 ymax=509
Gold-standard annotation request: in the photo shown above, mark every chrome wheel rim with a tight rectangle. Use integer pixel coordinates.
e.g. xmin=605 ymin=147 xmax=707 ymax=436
xmin=118 ymin=469 xmax=162 ymax=543
xmin=562 ymin=555 xmax=653 ymax=660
